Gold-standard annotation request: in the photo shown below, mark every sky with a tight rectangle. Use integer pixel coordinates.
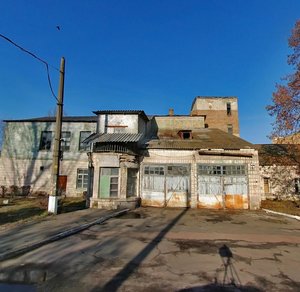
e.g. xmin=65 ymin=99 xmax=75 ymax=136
xmin=1 ymin=0 xmax=300 ymax=144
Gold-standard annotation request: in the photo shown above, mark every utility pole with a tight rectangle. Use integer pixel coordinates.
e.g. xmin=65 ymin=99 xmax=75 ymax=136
xmin=48 ymin=57 xmax=65 ymax=214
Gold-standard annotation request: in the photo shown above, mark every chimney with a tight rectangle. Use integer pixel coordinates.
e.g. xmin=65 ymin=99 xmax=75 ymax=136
xmin=169 ymin=108 xmax=174 ymax=116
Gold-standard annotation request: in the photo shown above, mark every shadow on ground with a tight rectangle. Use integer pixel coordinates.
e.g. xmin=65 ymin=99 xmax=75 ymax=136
xmin=0 ymin=207 xmax=46 ymax=225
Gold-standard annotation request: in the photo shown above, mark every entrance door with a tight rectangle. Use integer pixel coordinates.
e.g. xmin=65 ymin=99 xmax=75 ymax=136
xmin=58 ymin=175 xmax=67 ymax=196
xmin=127 ymin=169 xmax=138 ymax=198
xmin=264 ymin=178 xmax=270 ymax=194
xmin=98 ymin=168 xmax=119 ymax=198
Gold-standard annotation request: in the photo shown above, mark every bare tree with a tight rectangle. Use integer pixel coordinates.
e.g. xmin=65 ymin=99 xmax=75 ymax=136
xmin=267 ymin=20 xmax=300 ymax=140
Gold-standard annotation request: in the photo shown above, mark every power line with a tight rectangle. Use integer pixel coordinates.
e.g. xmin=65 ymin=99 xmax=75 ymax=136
xmin=0 ymin=33 xmax=59 ymax=101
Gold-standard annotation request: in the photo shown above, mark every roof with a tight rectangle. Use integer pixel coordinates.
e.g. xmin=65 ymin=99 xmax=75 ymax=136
xmin=194 ymin=96 xmax=237 ymax=99
xmin=84 ymin=133 xmax=143 ymax=143
xmin=92 ymin=110 xmax=149 ymax=121
xmin=4 ymin=116 xmax=97 ymax=123
xmin=191 ymin=96 xmax=237 ymax=112
xmin=147 ymin=128 xmax=253 ymax=150
xmin=254 ymin=144 xmax=300 ymax=166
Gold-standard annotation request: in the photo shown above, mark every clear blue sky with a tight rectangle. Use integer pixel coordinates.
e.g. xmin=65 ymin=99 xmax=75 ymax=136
xmin=1 ymin=0 xmax=300 ymax=143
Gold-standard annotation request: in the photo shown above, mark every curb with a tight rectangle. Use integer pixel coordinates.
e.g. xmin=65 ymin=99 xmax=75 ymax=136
xmin=0 ymin=208 xmax=129 ymax=262
xmin=262 ymin=208 xmax=300 ymax=221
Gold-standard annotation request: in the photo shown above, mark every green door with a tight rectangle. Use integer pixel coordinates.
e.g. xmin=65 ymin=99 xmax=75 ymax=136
xmin=99 ymin=168 xmax=119 ymax=198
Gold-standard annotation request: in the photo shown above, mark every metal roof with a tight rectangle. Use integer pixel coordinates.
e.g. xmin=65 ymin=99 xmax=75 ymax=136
xmin=4 ymin=116 xmax=97 ymax=123
xmin=92 ymin=110 xmax=149 ymax=121
xmin=85 ymin=133 xmax=143 ymax=143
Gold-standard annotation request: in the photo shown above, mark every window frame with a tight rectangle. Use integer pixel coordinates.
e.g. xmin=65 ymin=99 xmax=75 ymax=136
xmin=226 ymin=102 xmax=231 ymax=116
xmin=79 ymin=131 xmax=92 ymax=151
xmin=61 ymin=131 xmax=71 ymax=152
xmin=39 ymin=131 xmax=52 ymax=151
xmin=198 ymin=164 xmax=246 ymax=176
xmin=76 ymin=168 xmax=89 ymax=189
xmin=227 ymin=124 xmax=233 ymax=135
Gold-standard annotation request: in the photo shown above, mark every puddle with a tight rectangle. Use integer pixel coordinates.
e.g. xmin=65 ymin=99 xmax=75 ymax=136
xmin=0 ymin=283 xmax=36 ymax=292
xmin=117 ymin=212 xmax=143 ymax=219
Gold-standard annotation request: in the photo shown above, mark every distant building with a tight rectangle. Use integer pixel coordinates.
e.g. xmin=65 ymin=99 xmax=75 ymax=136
xmin=190 ymin=96 xmax=240 ymax=137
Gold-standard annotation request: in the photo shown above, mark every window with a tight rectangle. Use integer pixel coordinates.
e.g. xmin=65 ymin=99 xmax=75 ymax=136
xmin=39 ymin=131 xmax=52 ymax=150
xmin=295 ymin=178 xmax=300 ymax=194
xmin=76 ymin=168 xmax=88 ymax=189
xmin=167 ymin=165 xmax=190 ymax=176
xmin=227 ymin=124 xmax=233 ymax=135
xmin=198 ymin=165 xmax=246 ymax=176
xmin=264 ymin=178 xmax=270 ymax=194
xmin=226 ymin=102 xmax=231 ymax=115
xmin=61 ymin=131 xmax=71 ymax=151
xmin=79 ymin=131 xmax=91 ymax=151
xmin=178 ymin=130 xmax=192 ymax=140
xmin=144 ymin=165 xmax=164 ymax=176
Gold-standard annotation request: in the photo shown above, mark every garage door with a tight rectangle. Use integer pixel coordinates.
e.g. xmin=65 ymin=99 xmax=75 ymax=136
xmin=142 ymin=164 xmax=191 ymax=207
xmin=197 ymin=164 xmax=248 ymax=209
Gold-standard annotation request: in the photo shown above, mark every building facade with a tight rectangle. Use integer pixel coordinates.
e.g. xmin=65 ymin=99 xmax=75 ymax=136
xmin=0 ymin=97 xmax=263 ymax=209
xmin=190 ymin=96 xmax=240 ymax=137
xmin=0 ymin=116 xmax=96 ymax=197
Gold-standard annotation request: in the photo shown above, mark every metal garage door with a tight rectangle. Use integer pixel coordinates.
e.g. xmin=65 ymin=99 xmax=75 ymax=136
xmin=142 ymin=164 xmax=191 ymax=207
xmin=197 ymin=165 xmax=248 ymax=209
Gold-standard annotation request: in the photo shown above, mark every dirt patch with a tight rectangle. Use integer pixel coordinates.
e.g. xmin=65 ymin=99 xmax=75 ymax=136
xmin=0 ymin=198 xmax=48 ymax=225
xmin=259 ymin=217 xmax=288 ymax=224
xmin=205 ymin=214 xmax=233 ymax=223
xmin=261 ymin=200 xmax=300 ymax=216
xmin=58 ymin=198 xmax=86 ymax=213
xmin=174 ymin=240 xmax=220 ymax=254
xmin=118 ymin=212 xmax=142 ymax=219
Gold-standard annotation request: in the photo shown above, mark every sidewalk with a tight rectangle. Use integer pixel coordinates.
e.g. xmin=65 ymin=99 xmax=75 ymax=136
xmin=0 ymin=208 xmax=121 ymax=259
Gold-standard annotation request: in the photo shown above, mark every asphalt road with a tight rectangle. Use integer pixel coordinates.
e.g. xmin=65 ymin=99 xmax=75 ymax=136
xmin=1 ymin=207 xmax=300 ymax=291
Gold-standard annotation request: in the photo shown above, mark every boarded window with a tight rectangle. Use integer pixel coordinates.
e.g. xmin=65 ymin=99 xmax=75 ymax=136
xmin=227 ymin=124 xmax=233 ymax=135
xmin=76 ymin=168 xmax=88 ymax=189
xmin=167 ymin=165 xmax=190 ymax=176
xmin=61 ymin=131 xmax=71 ymax=151
xmin=79 ymin=131 xmax=91 ymax=151
xmin=39 ymin=131 xmax=52 ymax=150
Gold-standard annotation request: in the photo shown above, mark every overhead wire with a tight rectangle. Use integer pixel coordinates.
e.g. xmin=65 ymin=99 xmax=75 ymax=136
xmin=0 ymin=33 xmax=59 ymax=101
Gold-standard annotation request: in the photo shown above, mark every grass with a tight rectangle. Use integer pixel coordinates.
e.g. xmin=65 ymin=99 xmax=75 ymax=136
xmin=0 ymin=197 xmax=87 ymax=226
xmin=261 ymin=199 xmax=300 ymax=216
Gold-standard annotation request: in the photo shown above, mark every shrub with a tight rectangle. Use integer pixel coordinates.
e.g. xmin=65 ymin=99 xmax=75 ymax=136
xmin=21 ymin=185 xmax=31 ymax=197
xmin=8 ymin=185 xmax=20 ymax=197
xmin=0 ymin=186 xmax=8 ymax=198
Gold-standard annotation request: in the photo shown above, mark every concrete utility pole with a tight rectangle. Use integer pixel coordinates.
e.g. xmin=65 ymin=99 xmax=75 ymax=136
xmin=48 ymin=57 xmax=65 ymax=214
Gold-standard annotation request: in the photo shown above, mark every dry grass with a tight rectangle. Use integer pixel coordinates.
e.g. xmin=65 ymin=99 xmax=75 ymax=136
xmin=0 ymin=197 xmax=86 ymax=226
xmin=261 ymin=199 xmax=300 ymax=216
